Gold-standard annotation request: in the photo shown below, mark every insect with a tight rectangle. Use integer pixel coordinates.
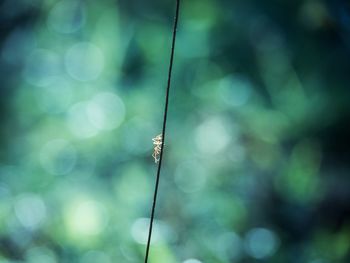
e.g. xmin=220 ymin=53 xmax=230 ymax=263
xmin=152 ymin=134 xmax=163 ymax=163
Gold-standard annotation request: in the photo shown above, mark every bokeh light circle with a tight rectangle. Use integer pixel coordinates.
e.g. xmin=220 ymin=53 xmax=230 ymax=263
xmin=14 ymin=193 xmax=46 ymax=230
xmin=47 ymin=0 xmax=86 ymax=34
xmin=131 ymin=218 xmax=172 ymax=245
xmin=195 ymin=117 xmax=233 ymax=154
xmin=65 ymin=42 xmax=104 ymax=81
xmin=87 ymin=92 xmax=126 ymax=131
xmin=219 ymin=75 xmax=252 ymax=107
xmin=65 ymin=199 xmax=108 ymax=238
xmin=183 ymin=259 xmax=202 ymax=263
xmin=244 ymin=228 xmax=279 ymax=259
xmin=67 ymin=102 xmax=99 ymax=139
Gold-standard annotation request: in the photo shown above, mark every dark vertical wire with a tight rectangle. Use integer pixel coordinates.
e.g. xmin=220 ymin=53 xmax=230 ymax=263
xmin=144 ymin=0 xmax=181 ymax=262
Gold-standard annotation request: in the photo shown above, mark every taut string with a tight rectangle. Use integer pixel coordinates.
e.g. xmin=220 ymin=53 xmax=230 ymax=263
xmin=144 ymin=0 xmax=181 ymax=262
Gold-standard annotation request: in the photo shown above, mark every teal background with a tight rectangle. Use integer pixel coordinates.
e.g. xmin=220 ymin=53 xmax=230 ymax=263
xmin=0 ymin=0 xmax=350 ymax=262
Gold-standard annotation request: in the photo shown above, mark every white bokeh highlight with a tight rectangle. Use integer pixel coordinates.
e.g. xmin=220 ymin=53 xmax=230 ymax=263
xmin=195 ymin=117 xmax=234 ymax=155
xmin=87 ymin=92 xmax=126 ymax=131
xmin=131 ymin=218 xmax=172 ymax=245
xmin=67 ymin=92 xmax=125 ymax=138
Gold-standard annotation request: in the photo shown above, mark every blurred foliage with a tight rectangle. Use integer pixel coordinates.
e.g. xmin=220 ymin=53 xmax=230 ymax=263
xmin=0 ymin=0 xmax=350 ymax=262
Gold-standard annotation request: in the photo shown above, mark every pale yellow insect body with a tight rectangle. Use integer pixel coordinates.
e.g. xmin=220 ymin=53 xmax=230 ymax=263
xmin=152 ymin=134 xmax=163 ymax=163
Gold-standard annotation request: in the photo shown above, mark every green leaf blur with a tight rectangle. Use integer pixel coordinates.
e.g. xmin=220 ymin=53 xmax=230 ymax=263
xmin=0 ymin=0 xmax=349 ymax=262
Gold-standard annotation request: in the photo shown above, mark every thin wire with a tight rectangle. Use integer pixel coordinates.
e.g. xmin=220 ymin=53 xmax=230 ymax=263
xmin=144 ymin=0 xmax=181 ymax=262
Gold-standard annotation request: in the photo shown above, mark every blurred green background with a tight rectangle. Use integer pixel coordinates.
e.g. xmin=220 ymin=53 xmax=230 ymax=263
xmin=1 ymin=0 xmax=350 ymax=262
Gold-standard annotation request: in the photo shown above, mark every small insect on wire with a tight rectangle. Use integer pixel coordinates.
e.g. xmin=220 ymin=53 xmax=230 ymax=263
xmin=152 ymin=134 xmax=163 ymax=163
